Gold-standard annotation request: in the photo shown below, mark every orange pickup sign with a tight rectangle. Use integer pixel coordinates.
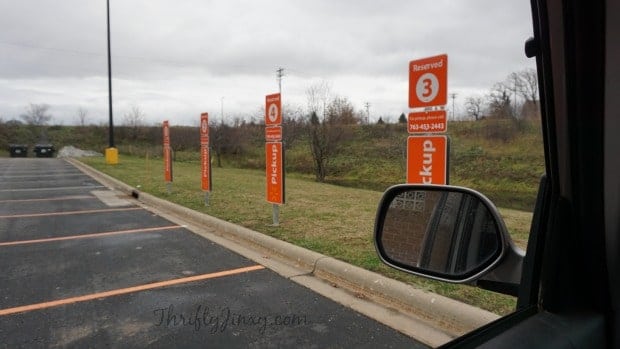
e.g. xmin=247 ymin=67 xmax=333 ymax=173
xmin=265 ymin=126 xmax=282 ymax=142
xmin=407 ymin=135 xmax=448 ymax=185
xmin=162 ymin=120 xmax=172 ymax=182
xmin=265 ymin=93 xmax=282 ymax=125
xmin=266 ymin=142 xmax=284 ymax=204
xmin=200 ymin=113 xmax=211 ymax=191
xmin=409 ymin=54 xmax=448 ymax=109
xmin=408 ymin=110 xmax=447 ymax=133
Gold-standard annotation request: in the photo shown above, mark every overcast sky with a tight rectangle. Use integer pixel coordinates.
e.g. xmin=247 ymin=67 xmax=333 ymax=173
xmin=0 ymin=1 xmax=535 ymax=126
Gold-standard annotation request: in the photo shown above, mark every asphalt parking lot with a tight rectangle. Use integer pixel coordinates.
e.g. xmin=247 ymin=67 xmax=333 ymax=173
xmin=0 ymin=158 xmax=425 ymax=348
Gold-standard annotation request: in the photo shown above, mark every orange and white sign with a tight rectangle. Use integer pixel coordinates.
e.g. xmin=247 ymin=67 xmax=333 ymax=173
xmin=162 ymin=120 xmax=172 ymax=182
xmin=265 ymin=126 xmax=282 ymax=142
xmin=407 ymin=136 xmax=448 ymax=185
xmin=200 ymin=113 xmax=211 ymax=191
xmin=409 ymin=54 xmax=448 ymax=109
xmin=265 ymin=93 xmax=282 ymax=125
xmin=408 ymin=110 xmax=447 ymax=133
xmin=266 ymin=142 xmax=284 ymax=204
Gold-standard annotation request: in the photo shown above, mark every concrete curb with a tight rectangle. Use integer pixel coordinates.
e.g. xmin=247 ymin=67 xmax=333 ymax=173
xmin=68 ymin=158 xmax=499 ymax=338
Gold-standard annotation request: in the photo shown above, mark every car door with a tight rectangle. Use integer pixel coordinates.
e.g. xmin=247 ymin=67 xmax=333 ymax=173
xmin=443 ymin=0 xmax=617 ymax=346
xmin=374 ymin=0 xmax=618 ymax=347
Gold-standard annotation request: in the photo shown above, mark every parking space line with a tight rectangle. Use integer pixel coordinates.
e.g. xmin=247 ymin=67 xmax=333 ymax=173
xmin=0 ymin=225 xmax=183 ymax=247
xmin=0 ymin=186 xmax=106 ymax=192
xmin=0 ymin=195 xmax=95 ymax=203
xmin=0 ymin=207 xmax=142 ymax=219
xmin=1 ymin=173 xmax=86 ymax=179
xmin=0 ymin=265 xmax=266 ymax=316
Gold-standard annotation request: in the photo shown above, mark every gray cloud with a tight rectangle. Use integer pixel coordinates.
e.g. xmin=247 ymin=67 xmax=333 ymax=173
xmin=0 ymin=0 xmax=535 ymax=125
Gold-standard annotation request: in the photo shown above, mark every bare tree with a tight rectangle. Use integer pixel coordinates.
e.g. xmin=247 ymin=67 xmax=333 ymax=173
xmin=506 ymin=72 xmax=521 ymax=117
xmin=210 ymin=119 xmax=226 ymax=168
xmin=123 ymin=105 xmax=145 ymax=127
xmin=494 ymin=69 xmax=539 ymax=119
xmin=306 ymin=82 xmax=337 ymax=182
xmin=465 ymin=95 xmax=485 ymax=120
xmin=306 ymin=84 xmax=358 ymax=181
xmin=308 ymin=111 xmax=336 ymax=182
xmin=76 ymin=107 xmax=88 ymax=126
xmin=123 ymin=105 xmax=145 ymax=141
xmin=326 ymin=96 xmax=359 ymax=125
xmin=514 ymin=68 xmax=539 ymax=106
xmin=514 ymin=68 xmax=540 ymax=119
xmin=487 ymin=82 xmax=513 ymax=118
xmin=20 ymin=103 xmax=52 ymax=126
xmin=305 ymin=80 xmax=332 ymax=120
xmin=282 ymin=103 xmax=306 ymax=150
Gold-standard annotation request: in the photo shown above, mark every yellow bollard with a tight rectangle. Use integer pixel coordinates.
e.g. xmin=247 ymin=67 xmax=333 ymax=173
xmin=105 ymin=147 xmax=119 ymax=165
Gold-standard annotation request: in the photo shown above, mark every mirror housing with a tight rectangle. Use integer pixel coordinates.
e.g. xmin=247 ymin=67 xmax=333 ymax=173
xmin=374 ymin=184 xmax=524 ymax=295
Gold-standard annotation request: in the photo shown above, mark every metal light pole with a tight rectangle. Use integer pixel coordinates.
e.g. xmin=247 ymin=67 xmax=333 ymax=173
xmin=105 ymin=0 xmax=118 ymax=164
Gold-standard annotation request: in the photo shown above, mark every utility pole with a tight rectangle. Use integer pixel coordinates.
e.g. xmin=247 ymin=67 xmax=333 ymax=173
xmin=276 ymin=67 xmax=285 ymax=94
xmin=449 ymin=93 xmax=458 ymax=120
xmin=364 ymin=102 xmax=370 ymax=124
xmin=220 ymin=97 xmax=224 ymax=125
xmin=513 ymin=74 xmax=518 ymax=118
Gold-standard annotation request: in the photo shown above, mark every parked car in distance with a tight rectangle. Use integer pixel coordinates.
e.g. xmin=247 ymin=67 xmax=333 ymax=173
xmin=33 ymin=144 xmax=55 ymax=158
xmin=9 ymin=144 xmax=28 ymax=158
xmin=8 ymin=144 xmax=28 ymax=158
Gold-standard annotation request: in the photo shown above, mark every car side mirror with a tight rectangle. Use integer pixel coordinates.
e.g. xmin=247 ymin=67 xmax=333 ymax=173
xmin=374 ymin=185 xmax=523 ymax=294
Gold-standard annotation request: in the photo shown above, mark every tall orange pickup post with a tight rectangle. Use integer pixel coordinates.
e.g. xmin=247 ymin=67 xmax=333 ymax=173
xmin=407 ymin=54 xmax=450 ymax=185
xmin=200 ymin=113 xmax=212 ymax=205
xmin=265 ymin=93 xmax=284 ymax=225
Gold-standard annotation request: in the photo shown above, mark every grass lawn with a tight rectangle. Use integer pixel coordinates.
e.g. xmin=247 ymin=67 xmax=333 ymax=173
xmin=82 ymin=155 xmax=531 ymax=315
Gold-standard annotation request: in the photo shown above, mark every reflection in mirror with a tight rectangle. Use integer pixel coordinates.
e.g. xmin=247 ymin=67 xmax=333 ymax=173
xmin=380 ymin=190 xmax=501 ymax=278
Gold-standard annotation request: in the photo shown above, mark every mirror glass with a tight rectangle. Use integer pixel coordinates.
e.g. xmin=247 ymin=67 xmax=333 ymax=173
xmin=379 ymin=189 xmax=501 ymax=278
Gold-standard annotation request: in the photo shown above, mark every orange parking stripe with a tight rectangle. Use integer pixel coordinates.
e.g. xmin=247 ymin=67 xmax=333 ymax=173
xmin=0 ymin=265 xmax=265 ymax=316
xmin=0 ymin=207 xmax=141 ymax=219
xmin=0 ymin=225 xmax=182 ymax=247
xmin=0 ymin=195 xmax=95 ymax=203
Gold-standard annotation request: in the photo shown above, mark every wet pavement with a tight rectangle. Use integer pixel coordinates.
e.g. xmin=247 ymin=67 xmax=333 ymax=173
xmin=0 ymin=158 xmax=426 ymax=348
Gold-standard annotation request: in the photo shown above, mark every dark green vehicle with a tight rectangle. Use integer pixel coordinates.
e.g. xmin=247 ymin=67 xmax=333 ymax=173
xmin=8 ymin=144 xmax=28 ymax=158
xmin=33 ymin=143 xmax=55 ymax=158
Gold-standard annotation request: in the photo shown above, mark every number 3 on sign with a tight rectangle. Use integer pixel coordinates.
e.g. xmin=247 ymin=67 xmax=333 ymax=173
xmin=409 ymin=54 xmax=448 ymax=108
xmin=416 ymin=73 xmax=439 ymax=103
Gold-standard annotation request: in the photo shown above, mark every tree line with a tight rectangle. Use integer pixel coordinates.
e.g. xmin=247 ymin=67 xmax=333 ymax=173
xmin=1 ymin=68 xmax=538 ymax=183
xmin=464 ymin=68 xmax=539 ymax=120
